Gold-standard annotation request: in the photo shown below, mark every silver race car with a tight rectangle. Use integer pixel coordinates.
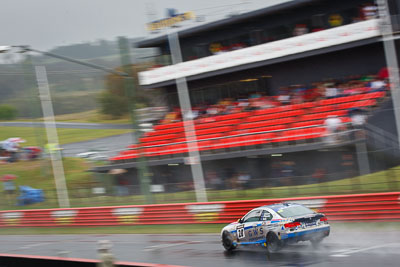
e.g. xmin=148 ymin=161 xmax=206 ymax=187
xmin=221 ymin=203 xmax=330 ymax=252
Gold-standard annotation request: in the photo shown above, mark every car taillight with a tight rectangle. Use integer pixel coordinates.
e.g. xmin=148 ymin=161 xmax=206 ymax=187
xmin=284 ymin=222 xmax=301 ymax=228
xmin=320 ymin=217 xmax=328 ymax=222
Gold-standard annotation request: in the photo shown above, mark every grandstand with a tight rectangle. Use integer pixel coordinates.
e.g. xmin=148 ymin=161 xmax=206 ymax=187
xmin=96 ymin=0 xmax=400 ymax=191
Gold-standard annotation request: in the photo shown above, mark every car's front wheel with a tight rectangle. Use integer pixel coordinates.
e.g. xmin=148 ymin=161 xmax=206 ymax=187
xmin=222 ymin=231 xmax=236 ymax=251
xmin=266 ymin=232 xmax=282 ymax=253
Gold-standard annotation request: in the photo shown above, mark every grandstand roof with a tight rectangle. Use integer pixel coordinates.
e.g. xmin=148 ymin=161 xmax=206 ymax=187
xmin=137 ymin=0 xmax=319 ymax=48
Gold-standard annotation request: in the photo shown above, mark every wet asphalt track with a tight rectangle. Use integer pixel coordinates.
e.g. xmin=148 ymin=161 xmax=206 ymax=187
xmin=0 ymin=225 xmax=399 ymax=267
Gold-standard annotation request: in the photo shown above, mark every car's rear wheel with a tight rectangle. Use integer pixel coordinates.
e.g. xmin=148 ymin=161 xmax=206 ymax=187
xmin=222 ymin=231 xmax=236 ymax=251
xmin=266 ymin=232 xmax=282 ymax=253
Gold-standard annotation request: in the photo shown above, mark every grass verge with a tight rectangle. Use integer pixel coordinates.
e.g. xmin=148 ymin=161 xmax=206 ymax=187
xmin=0 ymin=126 xmax=131 ymax=146
xmin=1 ymin=160 xmax=399 ymax=210
xmin=0 ymin=110 xmax=132 ymax=124
xmin=0 ymin=158 xmax=92 ymax=191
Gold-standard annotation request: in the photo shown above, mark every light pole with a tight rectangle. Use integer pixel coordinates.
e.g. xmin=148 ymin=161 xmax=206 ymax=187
xmin=167 ymin=32 xmax=208 ymax=202
xmin=377 ymin=0 xmax=400 ymax=148
xmin=118 ymin=37 xmax=153 ymax=204
xmin=0 ymin=44 xmax=153 ymax=205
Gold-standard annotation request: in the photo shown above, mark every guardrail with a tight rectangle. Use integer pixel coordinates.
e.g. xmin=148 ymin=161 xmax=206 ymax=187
xmin=0 ymin=192 xmax=399 ymax=228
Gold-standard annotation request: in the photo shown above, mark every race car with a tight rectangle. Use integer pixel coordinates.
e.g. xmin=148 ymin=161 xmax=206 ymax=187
xmin=221 ymin=202 xmax=330 ymax=252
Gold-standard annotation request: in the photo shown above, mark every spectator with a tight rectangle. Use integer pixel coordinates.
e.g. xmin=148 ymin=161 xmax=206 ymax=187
xmin=341 ymin=154 xmax=356 ymax=178
xmin=325 ymin=83 xmax=339 ymax=98
xmin=3 ymin=178 xmax=16 ymax=205
xmin=324 ymin=115 xmax=342 ymax=144
xmin=206 ymin=171 xmax=223 ymax=190
xmin=238 ymin=171 xmax=251 ymax=189
xmin=312 ymin=168 xmax=327 ymax=184
xmin=281 ymin=161 xmax=295 ymax=186
xmin=360 ymin=3 xmax=378 ymax=20
xmin=97 ymin=240 xmax=115 ymax=267
xmin=277 ymin=87 xmax=291 ymax=105
xmin=184 ymin=109 xmax=198 ymax=120
xmin=349 ymin=108 xmax=367 ymax=127
xmin=378 ymin=67 xmax=389 ymax=80
xmin=206 ymin=105 xmax=219 ymax=116
xmin=369 ymin=78 xmax=386 ymax=92
xmin=293 ymin=24 xmax=309 ymax=36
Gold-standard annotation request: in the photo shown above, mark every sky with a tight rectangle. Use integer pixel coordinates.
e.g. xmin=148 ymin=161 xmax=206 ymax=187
xmin=0 ymin=0 xmax=289 ymax=51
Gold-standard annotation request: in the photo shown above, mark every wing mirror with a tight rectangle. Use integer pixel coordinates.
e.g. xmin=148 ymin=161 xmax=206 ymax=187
xmin=237 ymin=218 xmax=243 ymax=223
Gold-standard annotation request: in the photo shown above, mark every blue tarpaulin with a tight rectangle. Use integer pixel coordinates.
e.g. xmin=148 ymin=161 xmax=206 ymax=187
xmin=17 ymin=186 xmax=44 ymax=205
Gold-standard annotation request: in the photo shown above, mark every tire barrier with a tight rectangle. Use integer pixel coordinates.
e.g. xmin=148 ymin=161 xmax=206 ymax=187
xmin=0 ymin=192 xmax=399 ymax=228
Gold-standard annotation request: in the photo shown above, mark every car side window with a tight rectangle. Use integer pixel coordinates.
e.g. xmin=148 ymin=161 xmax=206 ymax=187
xmin=242 ymin=209 xmax=262 ymax=223
xmin=261 ymin=210 xmax=273 ymax=221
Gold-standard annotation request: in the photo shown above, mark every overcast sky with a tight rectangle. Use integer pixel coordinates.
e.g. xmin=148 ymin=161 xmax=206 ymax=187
xmin=0 ymin=0 xmax=289 ymax=51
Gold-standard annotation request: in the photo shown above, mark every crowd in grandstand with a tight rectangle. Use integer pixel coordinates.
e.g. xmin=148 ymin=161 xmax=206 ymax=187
xmin=207 ymin=3 xmax=379 ymax=55
xmin=160 ymin=71 xmax=388 ymax=125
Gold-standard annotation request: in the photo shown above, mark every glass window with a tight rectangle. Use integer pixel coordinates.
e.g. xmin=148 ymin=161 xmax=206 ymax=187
xmin=242 ymin=209 xmax=262 ymax=223
xmin=261 ymin=210 xmax=273 ymax=221
xmin=275 ymin=205 xmax=315 ymax=218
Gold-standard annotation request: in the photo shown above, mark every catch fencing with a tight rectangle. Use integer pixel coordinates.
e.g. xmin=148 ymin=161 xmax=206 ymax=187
xmin=0 ymin=192 xmax=399 ymax=228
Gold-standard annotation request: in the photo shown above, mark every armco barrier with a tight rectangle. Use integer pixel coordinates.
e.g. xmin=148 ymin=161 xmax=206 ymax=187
xmin=0 ymin=192 xmax=399 ymax=227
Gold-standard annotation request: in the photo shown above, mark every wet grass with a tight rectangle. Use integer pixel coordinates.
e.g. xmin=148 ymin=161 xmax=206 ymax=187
xmin=0 ymin=126 xmax=131 ymax=146
xmin=1 ymin=160 xmax=399 ymax=210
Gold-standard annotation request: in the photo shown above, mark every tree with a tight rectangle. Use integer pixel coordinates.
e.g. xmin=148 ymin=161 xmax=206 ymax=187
xmin=0 ymin=104 xmax=18 ymax=120
xmin=98 ymin=63 xmax=162 ymax=118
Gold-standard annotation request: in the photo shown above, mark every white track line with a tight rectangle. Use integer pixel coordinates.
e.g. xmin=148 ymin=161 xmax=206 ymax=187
xmin=143 ymin=241 xmax=202 ymax=252
xmin=331 ymin=243 xmax=400 ymax=257
xmin=19 ymin=243 xmax=51 ymax=250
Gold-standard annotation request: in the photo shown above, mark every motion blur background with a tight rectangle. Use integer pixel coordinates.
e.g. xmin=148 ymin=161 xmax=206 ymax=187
xmin=1 ymin=0 xmax=400 ymax=266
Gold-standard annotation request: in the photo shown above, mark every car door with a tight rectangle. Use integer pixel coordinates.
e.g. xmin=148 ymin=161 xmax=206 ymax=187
xmin=239 ymin=209 xmax=263 ymax=243
xmin=260 ymin=209 xmax=276 ymax=234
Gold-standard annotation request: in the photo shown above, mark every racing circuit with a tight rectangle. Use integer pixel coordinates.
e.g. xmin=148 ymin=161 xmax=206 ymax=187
xmin=0 ymin=226 xmax=399 ymax=267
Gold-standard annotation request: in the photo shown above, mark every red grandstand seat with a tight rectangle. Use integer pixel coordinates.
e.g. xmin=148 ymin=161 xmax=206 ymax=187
xmin=144 ymin=147 xmax=159 ymax=157
xmin=196 ymin=133 xmax=222 ymax=140
xmin=153 ymin=121 xmax=183 ymax=131
xmin=140 ymin=133 xmax=179 ymax=143
xmin=253 ymin=106 xmax=282 ymax=116
xmin=304 ymin=127 xmax=326 ymax=139
xmin=240 ymin=133 xmax=275 ymax=146
xmin=195 ymin=119 xmax=240 ymax=130
xmin=212 ymin=137 xmax=242 ymax=149
xmin=147 ymin=127 xmax=183 ymax=136
xmin=212 ymin=112 xmax=250 ymax=121
xmin=195 ymin=126 xmax=232 ymax=136
xmin=239 ymin=118 xmax=294 ymax=130
xmin=312 ymin=105 xmax=336 ymax=113
xmin=196 ymin=140 xmax=214 ymax=151
xmin=291 ymin=120 xmax=324 ymax=128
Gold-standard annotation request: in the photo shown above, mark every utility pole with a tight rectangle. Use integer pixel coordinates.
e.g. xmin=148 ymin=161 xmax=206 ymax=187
xmin=118 ymin=37 xmax=153 ymax=204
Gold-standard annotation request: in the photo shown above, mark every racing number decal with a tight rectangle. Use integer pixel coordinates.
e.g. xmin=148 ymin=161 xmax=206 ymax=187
xmin=236 ymin=225 xmax=245 ymax=239
xmin=237 ymin=228 xmax=245 ymax=239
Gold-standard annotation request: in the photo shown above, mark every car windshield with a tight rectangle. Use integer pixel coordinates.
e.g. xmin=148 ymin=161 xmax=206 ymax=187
xmin=275 ymin=205 xmax=315 ymax=218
